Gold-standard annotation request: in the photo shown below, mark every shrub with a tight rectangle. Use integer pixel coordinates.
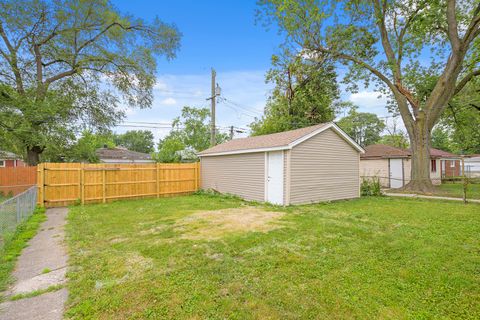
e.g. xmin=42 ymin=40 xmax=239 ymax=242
xmin=361 ymin=177 xmax=382 ymax=196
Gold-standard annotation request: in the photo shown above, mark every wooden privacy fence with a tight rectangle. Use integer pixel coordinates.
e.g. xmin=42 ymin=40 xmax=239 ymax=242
xmin=37 ymin=162 xmax=201 ymax=207
xmin=0 ymin=167 xmax=37 ymax=196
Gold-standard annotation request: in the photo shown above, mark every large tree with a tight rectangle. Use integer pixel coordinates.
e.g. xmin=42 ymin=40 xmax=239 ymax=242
xmin=250 ymin=51 xmax=341 ymax=135
xmin=258 ymin=0 xmax=480 ymax=191
xmin=337 ymin=106 xmax=385 ymax=146
xmin=0 ymin=0 xmax=180 ymax=164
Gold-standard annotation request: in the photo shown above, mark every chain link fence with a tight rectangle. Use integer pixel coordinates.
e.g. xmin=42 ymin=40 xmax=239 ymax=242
xmin=0 ymin=186 xmax=37 ymax=247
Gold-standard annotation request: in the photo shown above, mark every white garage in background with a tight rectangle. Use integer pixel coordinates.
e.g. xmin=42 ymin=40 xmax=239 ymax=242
xmin=198 ymin=122 xmax=364 ymax=205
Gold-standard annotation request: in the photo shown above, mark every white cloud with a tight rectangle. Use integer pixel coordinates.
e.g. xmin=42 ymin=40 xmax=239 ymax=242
xmin=160 ymin=97 xmax=177 ymax=105
xmin=349 ymin=91 xmax=387 ymax=108
xmin=343 ymin=90 xmax=390 ymax=118
xmin=154 ymin=80 xmax=168 ymax=91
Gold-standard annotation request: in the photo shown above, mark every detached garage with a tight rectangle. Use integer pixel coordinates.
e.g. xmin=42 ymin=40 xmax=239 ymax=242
xmin=198 ymin=122 xmax=364 ymax=205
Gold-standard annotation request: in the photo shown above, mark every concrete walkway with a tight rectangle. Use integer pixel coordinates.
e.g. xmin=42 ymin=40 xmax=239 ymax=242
xmin=385 ymin=192 xmax=480 ymax=203
xmin=0 ymin=208 xmax=69 ymax=320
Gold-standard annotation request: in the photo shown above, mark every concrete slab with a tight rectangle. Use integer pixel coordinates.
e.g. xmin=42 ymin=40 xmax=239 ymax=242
xmin=0 ymin=288 xmax=67 ymax=320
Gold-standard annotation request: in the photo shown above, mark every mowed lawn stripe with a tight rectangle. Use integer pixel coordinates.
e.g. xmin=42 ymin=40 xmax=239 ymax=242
xmin=65 ymin=194 xmax=480 ymax=319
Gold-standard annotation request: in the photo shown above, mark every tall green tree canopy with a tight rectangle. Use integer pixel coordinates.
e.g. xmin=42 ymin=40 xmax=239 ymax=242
xmin=337 ymin=106 xmax=385 ymax=147
xmin=0 ymin=0 xmax=181 ymax=164
xmin=258 ymin=0 xmax=480 ymax=191
xmin=378 ymin=134 xmax=410 ymax=149
xmin=155 ymin=106 xmax=228 ymax=163
xmin=114 ymin=130 xmax=155 ymax=154
xmin=435 ymin=77 xmax=480 ymax=154
xmin=250 ymin=52 xmax=341 ymax=135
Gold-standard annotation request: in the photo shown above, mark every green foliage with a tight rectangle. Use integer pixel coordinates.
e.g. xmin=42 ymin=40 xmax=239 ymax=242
xmin=431 ymin=126 xmax=453 ymax=152
xmin=154 ymin=106 xmax=227 ymax=163
xmin=337 ymin=106 xmax=385 ymax=146
xmin=113 ymin=130 xmax=155 ymax=154
xmin=41 ymin=268 xmax=52 ymax=274
xmin=0 ymin=0 xmax=181 ymax=164
xmin=154 ymin=136 xmax=185 ymax=163
xmin=9 ymin=284 xmax=64 ymax=301
xmin=59 ymin=130 xmax=115 ymax=163
xmin=360 ymin=177 xmax=382 ymax=196
xmin=250 ymin=52 xmax=341 ymax=135
xmin=435 ymin=78 xmax=480 ymax=154
xmin=0 ymin=206 xmax=46 ymax=296
xmin=378 ymin=134 xmax=409 ymax=149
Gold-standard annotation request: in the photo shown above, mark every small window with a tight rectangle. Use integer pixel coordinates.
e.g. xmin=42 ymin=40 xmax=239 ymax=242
xmin=450 ymin=161 xmax=455 ymax=168
xmin=0 ymin=160 xmax=5 ymax=167
xmin=431 ymin=159 xmax=436 ymax=173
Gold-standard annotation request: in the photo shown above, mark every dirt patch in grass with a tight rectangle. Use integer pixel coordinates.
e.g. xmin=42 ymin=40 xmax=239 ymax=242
xmin=175 ymin=207 xmax=285 ymax=240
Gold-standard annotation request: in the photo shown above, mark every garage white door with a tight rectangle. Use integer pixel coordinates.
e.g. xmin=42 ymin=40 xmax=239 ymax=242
xmin=389 ymin=159 xmax=404 ymax=188
xmin=266 ymin=151 xmax=284 ymax=205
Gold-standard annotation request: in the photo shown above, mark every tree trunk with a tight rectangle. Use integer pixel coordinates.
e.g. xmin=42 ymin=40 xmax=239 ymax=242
xmin=26 ymin=146 xmax=43 ymax=166
xmin=404 ymin=117 xmax=434 ymax=192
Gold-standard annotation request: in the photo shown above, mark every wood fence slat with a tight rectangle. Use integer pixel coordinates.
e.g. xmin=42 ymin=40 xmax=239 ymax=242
xmin=0 ymin=166 xmax=37 ymax=197
xmin=36 ymin=162 xmax=201 ymax=207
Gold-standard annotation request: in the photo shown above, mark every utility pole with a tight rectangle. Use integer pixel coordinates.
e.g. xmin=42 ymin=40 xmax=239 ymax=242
xmin=229 ymin=125 xmax=234 ymax=140
xmin=207 ymin=68 xmax=221 ymax=147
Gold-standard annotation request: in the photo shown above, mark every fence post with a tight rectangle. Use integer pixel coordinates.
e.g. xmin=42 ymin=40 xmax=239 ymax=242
xmin=194 ymin=162 xmax=199 ymax=191
xmin=156 ymin=163 xmax=160 ymax=198
xmin=81 ymin=163 xmax=85 ymax=205
xmin=39 ymin=163 xmax=45 ymax=207
xmin=102 ymin=168 xmax=106 ymax=204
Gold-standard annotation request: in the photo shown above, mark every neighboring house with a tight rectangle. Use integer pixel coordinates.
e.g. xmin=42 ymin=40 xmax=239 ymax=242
xmin=198 ymin=122 xmax=364 ymax=205
xmin=96 ymin=146 xmax=154 ymax=163
xmin=360 ymin=144 xmax=462 ymax=188
xmin=0 ymin=150 xmax=27 ymax=167
xmin=465 ymin=155 xmax=480 ymax=177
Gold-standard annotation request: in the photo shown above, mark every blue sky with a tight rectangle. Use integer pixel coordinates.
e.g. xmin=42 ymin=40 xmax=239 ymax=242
xmin=113 ymin=0 xmax=389 ymax=141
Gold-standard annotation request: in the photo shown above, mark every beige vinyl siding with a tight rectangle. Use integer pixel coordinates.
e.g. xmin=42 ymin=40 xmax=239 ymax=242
xmin=360 ymin=159 xmax=390 ymax=187
xmin=200 ymin=152 xmax=265 ymax=202
xmin=289 ymin=128 xmax=359 ymax=204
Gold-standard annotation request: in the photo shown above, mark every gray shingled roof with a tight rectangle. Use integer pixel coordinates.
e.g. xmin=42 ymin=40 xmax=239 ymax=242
xmin=96 ymin=147 xmax=151 ymax=161
xmin=0 ymin=150 xmax=21 ymax=160
xmin=198 ymin=123 xmax=331 ymax=155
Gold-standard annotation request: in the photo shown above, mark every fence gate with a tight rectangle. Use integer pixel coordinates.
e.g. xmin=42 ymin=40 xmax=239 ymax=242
xmin=38 ymin=162 xmax=200 ymax=207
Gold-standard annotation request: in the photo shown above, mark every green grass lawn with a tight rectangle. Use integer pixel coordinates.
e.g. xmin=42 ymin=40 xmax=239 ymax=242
xmin=66 ymin=194 xmax=480 ymax=319
xmin=436 ymin=183 xmax=480 ymax=199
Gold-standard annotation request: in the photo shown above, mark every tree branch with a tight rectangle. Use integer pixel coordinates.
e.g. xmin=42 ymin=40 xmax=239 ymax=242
xmin=454 ymin=69 xmax=480 ymax=95
xmin=0 ymin=21 xmax=24 ymax=93
xmin=446 ymin=0 xmax=461 ymax=51
xmin=462 ymin=2 xmax=480 ymax=46
xmin=44 ymin=68 xmax=76 ymax=85
xmin=373 ymin=0 xmax=400 ymax=81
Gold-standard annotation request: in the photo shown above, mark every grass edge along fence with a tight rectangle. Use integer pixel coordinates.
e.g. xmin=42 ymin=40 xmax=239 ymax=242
xmin=37 ymin=162 xmax=201 ymax=207
xmin=0 ymin=186 xmax=38 ymax=247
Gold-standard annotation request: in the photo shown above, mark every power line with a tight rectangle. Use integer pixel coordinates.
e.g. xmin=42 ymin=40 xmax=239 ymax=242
xmin=221 ymin=97 xmax=263 ymax=116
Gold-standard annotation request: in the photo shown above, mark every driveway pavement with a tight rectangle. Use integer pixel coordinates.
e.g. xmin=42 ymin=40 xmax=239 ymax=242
xmin=0 ymin=208 xmax=69 ymax=320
